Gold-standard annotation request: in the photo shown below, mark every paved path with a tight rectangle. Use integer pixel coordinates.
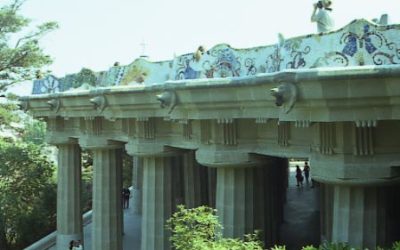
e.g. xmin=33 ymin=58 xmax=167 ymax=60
xmin=279 ymin=163 xmax=320 ymax=250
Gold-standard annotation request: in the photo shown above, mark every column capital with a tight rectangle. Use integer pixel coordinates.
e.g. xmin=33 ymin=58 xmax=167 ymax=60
xmin=125 ymin=140 xmax=178 ymax=157
xmin=46 ymin=136 xmax=78 ymax=146
xmin=310 ymin=153 xmax=400 ymax=186
xmin=79 ymin=136 xmax=124 ymax=150
xmin=196 ymin=147 xmax=262 ymax=168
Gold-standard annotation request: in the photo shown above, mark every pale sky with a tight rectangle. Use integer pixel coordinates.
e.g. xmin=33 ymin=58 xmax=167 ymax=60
xmin=17 ymin=0 xmax=400 ymax=77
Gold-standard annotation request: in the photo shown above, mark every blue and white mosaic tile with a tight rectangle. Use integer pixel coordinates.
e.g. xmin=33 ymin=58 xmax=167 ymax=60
xmin=31 ymin=19 xmax=400 ymax=95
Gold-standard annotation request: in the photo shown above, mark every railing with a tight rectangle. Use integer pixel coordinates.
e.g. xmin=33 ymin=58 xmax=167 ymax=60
xmin=24 ymin=210 xmax=93 ymax=250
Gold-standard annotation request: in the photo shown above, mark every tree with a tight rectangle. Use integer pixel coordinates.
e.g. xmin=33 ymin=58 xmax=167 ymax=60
xmin=166 ymin=205 xmax=263 ymax=250
xmin=0 ymin=0 xmax=58 ymax=94
xmin=0 ymin=139 xmax=56 ymax=250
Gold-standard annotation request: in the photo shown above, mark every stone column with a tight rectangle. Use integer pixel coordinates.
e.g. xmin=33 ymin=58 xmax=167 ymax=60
xmin=320 ymin=183 xmax=333 ymax=242
xmin=141 ymin=154 xmax=175 ymax=250
xmin=91 ymin=147 xmax=123 ymax=250
xmin=216 ymin=166 xmax=256 ymax=238
xmin=182 ymin=150 xmax=202 ymax=208
xmin=130 ymin=156 xmax=143 ymax=215
xmin=263 ymin=162 xmax=280 ymax=247
xmin=207 ymin=167 xmax=217 ymax=208
xmin=329 ymin=185 xmax=393 ymax=248
xmin=56 ymin=143 xmax=83 ymax=250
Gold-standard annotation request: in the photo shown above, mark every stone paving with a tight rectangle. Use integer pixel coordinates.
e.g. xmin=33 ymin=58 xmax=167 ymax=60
xmin=80 ymin=207 xmax=142 ymax=250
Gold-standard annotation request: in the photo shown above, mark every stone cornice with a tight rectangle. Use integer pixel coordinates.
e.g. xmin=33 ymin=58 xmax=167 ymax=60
xmin=21 ymin=65 xmax=400 ymax=123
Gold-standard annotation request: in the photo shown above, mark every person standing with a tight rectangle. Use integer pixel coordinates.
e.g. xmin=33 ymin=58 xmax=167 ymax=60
xmin=311 ymin=0 xmax=334 ymax=33
xmin=303 ymin=161 xmax=310 ymax=184
xmin=123 ymin=187 xmax=131 ymax=209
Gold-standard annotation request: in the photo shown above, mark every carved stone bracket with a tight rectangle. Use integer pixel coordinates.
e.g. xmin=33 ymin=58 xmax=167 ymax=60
xmin=137 ymin=117 xmax=155 ymax=139
xmin=278 ymin=121 xmax=290 ymax=147
xmin=137 ymin=117 xmax=149 ymax=122
xmin=47 ymin=98 xmax=61 ymax=113
xmin=83 ymin=116 xmax=102 ymax=135
xmin=255 ymin=118 xmax=269 ymax=124
xmin=90 ymin=95 xmax=107 ymax=112
xmin=156 ymin=90 xmax=178 ymax=114
xmin=200 ymin=120 xmax=211 ymax=144
xmin=217 ymin=118 xmax=234 ymax=124
xmin=47 ymin=117 xmax=64 ymax=132
xmin=319 ymin=123 xmax=336 ymax=155
xmin=182 ymin=120 xmax=192 ymax=140
xmin=217 ymin=118 xmax=237 ymax=145
xmin=353 ymin=125 xmax=375 ymax=156
xmin=355 ymin=120 xmax=378 ymax=128
xmin=270 ymin=82 xmax=297 ymax=113
xmin=295 ymin=120 xmax=311 ymax=128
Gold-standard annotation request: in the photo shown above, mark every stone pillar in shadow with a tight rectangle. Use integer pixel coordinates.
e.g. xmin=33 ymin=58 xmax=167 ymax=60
xmin=55 ymin=142 xmax=83 ymax=250
xmin=130 ymin=156 xmax=143 ymax=215
xmin=216 ymin=166 xmax=256 ymax=238
xmin=141 ymin=154 xmax=178 ymax=250
xmin=263 ymin=161 xmax=280 ymax=247
xmin=90 ymin=146 xmax=123 ymax=250
xmin=182 ymin=150 xmax=202 ymax=208
xmin=171 ymin=155 xmax=184 ymax=213
xmin=321 ymin=184 xmax=400 ymax=248
xmin=319 ymin=183 xmax=333 ymax=242
xmin=207 ymin=167 xmax=217 ymax=208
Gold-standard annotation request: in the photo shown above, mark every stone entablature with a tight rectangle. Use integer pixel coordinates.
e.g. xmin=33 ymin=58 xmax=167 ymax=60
xmin=32 ymin=19 xmax=400 ymax=94
xmin=22 ymin=65 xmax=400 ymax=185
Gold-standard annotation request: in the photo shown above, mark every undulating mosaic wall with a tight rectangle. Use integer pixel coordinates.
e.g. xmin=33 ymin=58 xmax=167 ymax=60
xmin=32 ymin=19 xmax=400 ymax=94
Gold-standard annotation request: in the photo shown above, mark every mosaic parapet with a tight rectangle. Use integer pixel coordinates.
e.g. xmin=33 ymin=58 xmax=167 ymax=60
xmin=32 ymin=19 xmax=400 ymax=95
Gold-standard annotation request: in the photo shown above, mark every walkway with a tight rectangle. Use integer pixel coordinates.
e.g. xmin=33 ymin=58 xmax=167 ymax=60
xmin=82 ymin=208 xmax=141 ymax=250
xmin=47 ymin=205 xmax=142 ymax=250
xmin=279 ymin=162 xmax=320 ymax=250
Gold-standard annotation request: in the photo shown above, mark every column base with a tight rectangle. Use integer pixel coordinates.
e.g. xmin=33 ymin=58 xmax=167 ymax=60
xmin=56 ymin=233 xmax=82 ymax=250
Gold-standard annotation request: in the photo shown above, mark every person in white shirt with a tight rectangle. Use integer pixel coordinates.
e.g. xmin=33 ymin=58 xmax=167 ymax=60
xmin=311 ymin=0 xmax=334 ymax=33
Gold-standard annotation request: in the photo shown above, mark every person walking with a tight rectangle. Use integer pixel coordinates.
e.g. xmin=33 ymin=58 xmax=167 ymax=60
xmin=295 ymin=165 xmax=303 ymax=187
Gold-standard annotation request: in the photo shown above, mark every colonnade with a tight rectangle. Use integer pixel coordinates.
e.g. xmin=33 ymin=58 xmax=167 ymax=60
xmin=52 ymin=139 xmax=400 ymax=250
xmin=53 ymin=139 xmax=291 ymax=250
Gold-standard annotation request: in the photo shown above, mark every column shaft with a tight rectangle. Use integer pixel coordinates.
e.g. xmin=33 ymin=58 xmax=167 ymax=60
xmin=56 ymin=144 xmax=83 ymax=250
xmin=131 ymin=156 xmax=143 ymax=215
xmin=92 ymin=148 xmax=123 ymax=250
xmin=141 ymin=156 xmax=173 ymax=250
xmin=216 ymin=167 xmax=255 ymax=238
xmin=183 ymin=151 xmax=202 ymax=208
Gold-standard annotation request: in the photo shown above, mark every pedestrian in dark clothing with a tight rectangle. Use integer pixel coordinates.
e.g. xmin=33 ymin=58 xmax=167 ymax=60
xmin=295 ymin=165 xmax=303 ymax=187
xmin=303 ymin=161 xmax=310 ymax=184
xmin=122 ymin=188 xmax=131 ymax=209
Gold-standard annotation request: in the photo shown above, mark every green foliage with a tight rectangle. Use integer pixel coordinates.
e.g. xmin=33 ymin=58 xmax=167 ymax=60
xmin=20 ymin=117 xmax=46 ymax=144
xmin=273 ymin=241 xmax=400 ymax=250
xmin=0 ymin=93 xmax=20 ymax=128
xmin=167 ymin=205 xmax=263 ymax=250
xmin=391 ymin=241 xmax=400 ymax=250
xmin=271 ymin=245 xmax=286 ymax=250
xmin=0 ymin=139 xmax=56 ymax=249
xmin=319 ymin=242 xmax=351 ymax=250
xmin=0 ymin=0 xmax=58 ymax=93
xmin=301 ymin=245 xmax=318 ymax=250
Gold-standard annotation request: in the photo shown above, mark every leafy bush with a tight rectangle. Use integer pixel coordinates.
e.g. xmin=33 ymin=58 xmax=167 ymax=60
xmin=167 ymin=205 xmax=263 ymax=250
